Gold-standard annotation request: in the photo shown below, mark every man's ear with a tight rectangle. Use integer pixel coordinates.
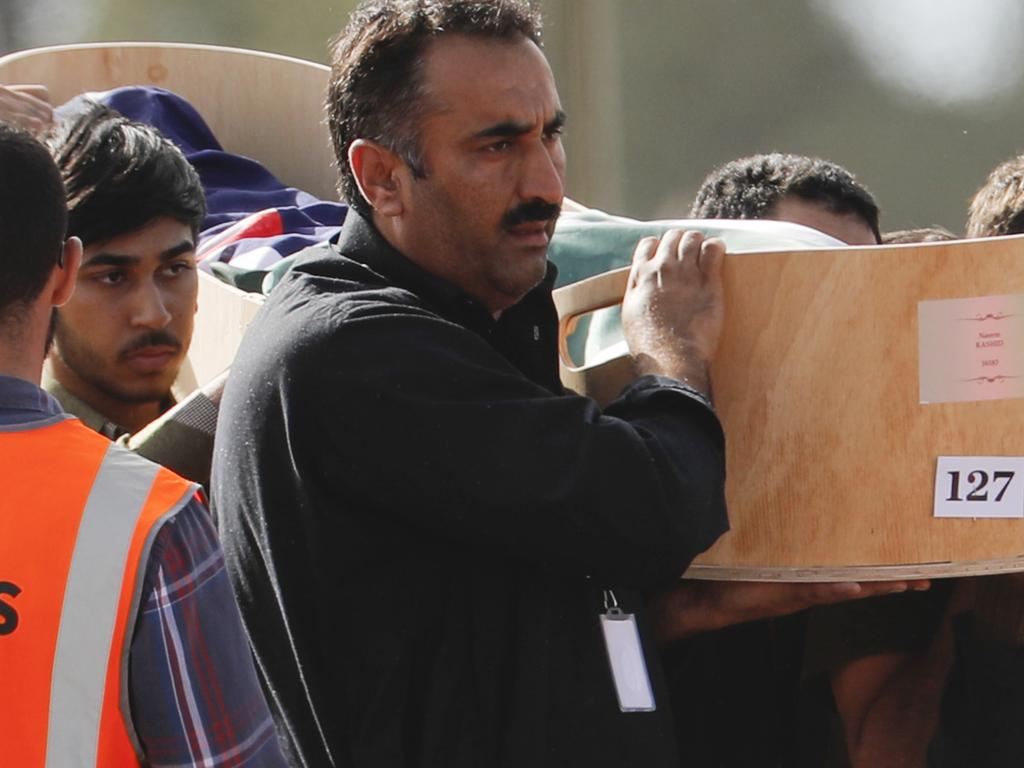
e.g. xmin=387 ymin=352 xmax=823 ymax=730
xmin=348 ymin=139 xmax=406 ymax=217
xmin=51 ymin=237 xmax=81 ymax=307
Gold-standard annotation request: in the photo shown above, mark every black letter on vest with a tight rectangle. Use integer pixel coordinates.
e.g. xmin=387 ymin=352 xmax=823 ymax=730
xmin=0 ymin=581 xmax=21 ymax=636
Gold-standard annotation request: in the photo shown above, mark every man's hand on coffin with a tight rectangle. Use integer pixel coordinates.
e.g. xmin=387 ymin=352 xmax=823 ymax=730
xmin=621 ymin=229 xmax=724 ymax=398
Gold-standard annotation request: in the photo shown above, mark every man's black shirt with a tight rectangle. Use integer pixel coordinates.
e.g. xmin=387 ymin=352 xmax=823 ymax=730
xmin=213 ymin=212 xmax=729 ymax=767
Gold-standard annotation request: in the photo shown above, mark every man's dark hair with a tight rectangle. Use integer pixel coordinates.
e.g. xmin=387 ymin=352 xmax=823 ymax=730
xmin=966 ymin=154 xmax=1024 ymax=238
xmin=327 ymin=0 xmax=542 ymax=217
xmin=0 ymin=123 xmax=67 ymax=320
xmin=690 ymin=152 xmax=881 ymax=243
xmin=48 ymin=103 xmax=206 ymax=247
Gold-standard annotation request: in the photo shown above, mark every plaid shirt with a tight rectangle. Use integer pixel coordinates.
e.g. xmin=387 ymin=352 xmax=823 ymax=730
xmin=0 ymin=375 xmax=286 ymax=767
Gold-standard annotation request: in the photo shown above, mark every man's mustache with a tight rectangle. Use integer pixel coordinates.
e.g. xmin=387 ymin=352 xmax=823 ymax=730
xmin=118 ymin=331 xmax=182 ymax=359
xmin=501 ymin=200 xmax=561 ymax=229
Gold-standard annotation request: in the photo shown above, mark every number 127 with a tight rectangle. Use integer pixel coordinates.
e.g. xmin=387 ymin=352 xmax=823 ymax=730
xmin=946 ymin=470 xmax=1015 ymax=502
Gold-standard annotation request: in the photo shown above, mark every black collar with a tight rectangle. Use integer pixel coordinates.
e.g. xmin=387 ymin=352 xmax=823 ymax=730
xmin=335 ymin=211 xmax=559 ymax=330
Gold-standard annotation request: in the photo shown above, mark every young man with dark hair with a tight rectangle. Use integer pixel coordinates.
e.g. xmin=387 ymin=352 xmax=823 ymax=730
xmin=0 ymin=122 xmax=285 ymax=766
xmin=691 ymin=152 xmax=881 ymax=245
xmin=966 ymin=154 xmax=1024 ymax=238
xmin=44 ymin=104 xmax=220 ymax=484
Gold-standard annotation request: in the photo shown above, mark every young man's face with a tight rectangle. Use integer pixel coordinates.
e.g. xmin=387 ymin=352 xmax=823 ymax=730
xmin=51 ymin=216 xmax=198 ymax=410
xmin=390 ymin=34 xmax=566 ymax=315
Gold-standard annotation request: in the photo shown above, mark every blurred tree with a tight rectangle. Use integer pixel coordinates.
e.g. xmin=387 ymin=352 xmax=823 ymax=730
xmin=543 ymin=0 xmax=1024 ymax=232
xmin=88 ymin=0 xmax=358 ymax=62
xmin=0 ymin=0 xmax=28 ymax=52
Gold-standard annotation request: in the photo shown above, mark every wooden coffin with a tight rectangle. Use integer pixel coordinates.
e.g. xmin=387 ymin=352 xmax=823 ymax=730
xmin=554 ymin=236 xmax=1024 ymax=580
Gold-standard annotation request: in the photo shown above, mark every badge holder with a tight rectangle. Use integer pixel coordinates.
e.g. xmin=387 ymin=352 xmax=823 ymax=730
xmin=599 ymin=589 xmax=656 ymax=712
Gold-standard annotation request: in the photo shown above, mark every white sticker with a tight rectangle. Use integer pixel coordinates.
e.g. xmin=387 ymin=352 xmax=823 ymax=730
xmin=934 ymin=456 xmax=1024 ymax=518
xmin=600 ymin=608 xmax=656 ymax=712
xmin=918 ymin=294 xmax=1024 ymax=405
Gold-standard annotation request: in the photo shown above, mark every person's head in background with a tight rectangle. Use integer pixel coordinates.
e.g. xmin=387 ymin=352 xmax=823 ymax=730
xmin=46 ymin=103 xmax=206 ymax=434
xmin=0 ymin=122 xmax=79 ymax=380
xmin=882 ymin=226 xmax=958 ymax=245
xmin=690 ymin=152 xmax=881 ymax=245
xmin=966 ymin=154 xmax=1024 ymax=238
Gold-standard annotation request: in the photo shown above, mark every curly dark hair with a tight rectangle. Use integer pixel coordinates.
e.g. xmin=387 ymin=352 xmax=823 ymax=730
xmin=327 ymin=0 xmax=542 ymax=217
xmin=690 ymin=152 xmax=881 ymax=243
xmin=966 ymin=154 xmax=1024 ymax=238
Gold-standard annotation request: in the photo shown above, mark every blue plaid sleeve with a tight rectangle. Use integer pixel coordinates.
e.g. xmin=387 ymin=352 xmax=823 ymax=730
xmin=128 ymin=498 xmax=287 ymax=767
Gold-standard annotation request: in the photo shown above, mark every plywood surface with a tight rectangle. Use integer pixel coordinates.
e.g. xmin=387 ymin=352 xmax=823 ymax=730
xmin=555 ymin=236 xmax=1024 ymax=579
xmin=191 ymin=272 xmax=265 ymax=386
xmin=0 ymin=42 xmax=336 ymax=200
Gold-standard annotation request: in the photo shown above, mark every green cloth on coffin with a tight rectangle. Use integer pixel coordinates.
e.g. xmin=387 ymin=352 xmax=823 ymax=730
xmin=546 ymin=207 xmax=843 ymax=365
xmin=218 ymin=206 xmax=843 ymax=365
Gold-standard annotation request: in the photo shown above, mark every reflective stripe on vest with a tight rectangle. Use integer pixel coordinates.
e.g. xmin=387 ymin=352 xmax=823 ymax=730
xmin=0 ymin=417 xmax=198 ymax=767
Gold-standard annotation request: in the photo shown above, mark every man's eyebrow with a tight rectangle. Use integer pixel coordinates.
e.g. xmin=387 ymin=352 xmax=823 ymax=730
xmin=473 ymin=110 xmax=567 ymax=140
xmin=545 ymin=110 xmax=567 ymax=133
xmin=160 ymin=240 xmax=196 ymax=261
xmin=81 ymin=253 xmax=138 ymax=268
xmin=82 ymin=240 xmax=195 ymax=268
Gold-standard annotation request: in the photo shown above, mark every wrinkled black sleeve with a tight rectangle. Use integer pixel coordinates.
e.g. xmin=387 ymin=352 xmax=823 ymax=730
xmin=292 ymin=301 xmax=728 ymax=590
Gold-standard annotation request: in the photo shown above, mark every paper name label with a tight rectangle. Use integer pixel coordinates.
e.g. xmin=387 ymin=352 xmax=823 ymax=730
xmin=934 ymin=456 xmax=1024 ymax=518
xmin=918 ymin=294 xmax=1024 ymax=405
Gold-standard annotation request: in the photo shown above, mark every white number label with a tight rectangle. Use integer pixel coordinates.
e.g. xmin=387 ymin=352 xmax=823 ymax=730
xmin=934 ymin=457 xmax=1024 ymax=518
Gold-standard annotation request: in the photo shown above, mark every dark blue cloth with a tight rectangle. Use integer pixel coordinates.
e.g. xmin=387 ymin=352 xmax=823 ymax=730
xmin=59 ymin=86 xmax=347 ymax=263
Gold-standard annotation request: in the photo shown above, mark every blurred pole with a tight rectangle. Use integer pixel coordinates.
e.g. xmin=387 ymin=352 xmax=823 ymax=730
xmin=543 ymin=0 xmax=625 ymax=213
xmin=0 ymin=0 xmax=27 ymax=54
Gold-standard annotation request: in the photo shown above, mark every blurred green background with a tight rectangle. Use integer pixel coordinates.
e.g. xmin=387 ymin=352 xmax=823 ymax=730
xmin=4 ymin=0 xmax=1024 ymax=234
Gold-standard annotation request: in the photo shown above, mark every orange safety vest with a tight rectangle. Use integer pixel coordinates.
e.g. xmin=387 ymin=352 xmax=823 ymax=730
xmin=0 ymin=415 xmax=198 ymax=767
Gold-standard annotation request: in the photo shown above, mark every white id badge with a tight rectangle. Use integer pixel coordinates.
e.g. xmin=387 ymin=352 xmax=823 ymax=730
xmin=600 ymin=606 xmax=656 ymax=712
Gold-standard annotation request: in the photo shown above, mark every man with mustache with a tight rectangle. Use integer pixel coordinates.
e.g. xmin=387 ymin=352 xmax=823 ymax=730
xmin=43 ymin=104 xmax=217 ymax=484
xmin=214 ymin=1 xmax=727 ymax=766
